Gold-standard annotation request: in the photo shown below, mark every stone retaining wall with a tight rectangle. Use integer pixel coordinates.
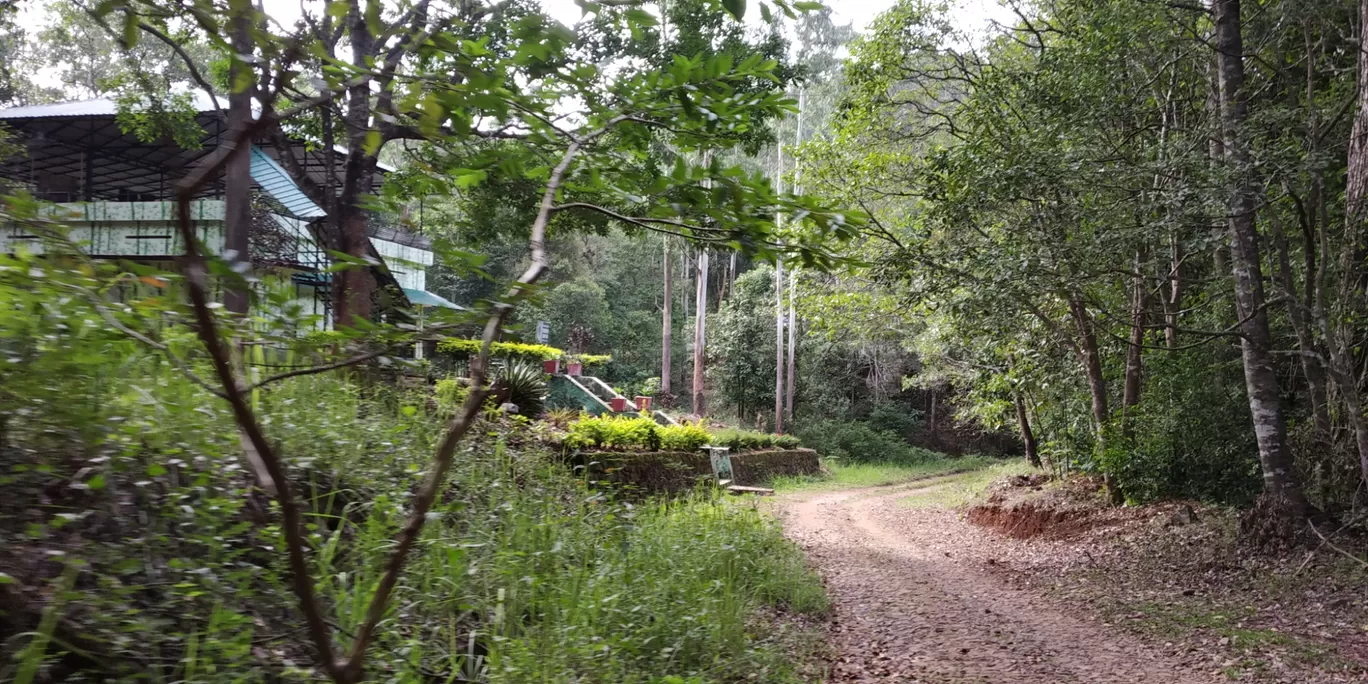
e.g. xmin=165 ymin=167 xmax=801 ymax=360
xmin=576 ymin=448 xmax=821 ymax=493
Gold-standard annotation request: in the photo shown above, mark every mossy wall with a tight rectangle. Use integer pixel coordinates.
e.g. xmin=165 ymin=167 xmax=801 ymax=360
xmin=574 ymin=448 xmax=820 ymax=493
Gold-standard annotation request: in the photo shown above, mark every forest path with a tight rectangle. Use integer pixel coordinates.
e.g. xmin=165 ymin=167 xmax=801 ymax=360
xmin=777 ymin=475 xmax=1222 ymax=683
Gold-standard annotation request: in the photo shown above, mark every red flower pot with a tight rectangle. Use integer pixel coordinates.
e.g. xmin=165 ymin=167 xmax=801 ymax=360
xmin=543 ymin=359 xmax=560 ymax=374
xmin=610 ymin=397 xmax=628 ymax=412
xmin=567 ymin=362 xmax=583 ymax=376
xmin=635 ymin=396 xmax=652 ymax=411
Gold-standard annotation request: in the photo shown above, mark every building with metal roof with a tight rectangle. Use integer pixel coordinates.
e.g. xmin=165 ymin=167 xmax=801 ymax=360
xmin=0 ymin=95 xmax=458 ymax=327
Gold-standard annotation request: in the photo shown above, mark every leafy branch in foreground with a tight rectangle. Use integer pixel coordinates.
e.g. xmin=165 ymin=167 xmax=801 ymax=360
xmin=86 ymin=0 xmax=861 ymax=680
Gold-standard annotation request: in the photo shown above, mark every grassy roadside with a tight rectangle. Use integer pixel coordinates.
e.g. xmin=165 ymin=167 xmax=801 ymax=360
xmin=770 ymin=455 xmax=1005 ymax=493
xmin=896 ymin=460 xmax=1038 ymax=508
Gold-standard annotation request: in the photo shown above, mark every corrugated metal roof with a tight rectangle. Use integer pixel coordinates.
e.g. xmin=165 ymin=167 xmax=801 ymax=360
xmin=402 ymin=288 xmax=463 ymax=309
xmin=0 ymin=92 xmax=224 ymax=119
xmin=250 ymin=145 xmax=326 ymax=219
xmin=0 ymin=96 xmax=395 ymax=173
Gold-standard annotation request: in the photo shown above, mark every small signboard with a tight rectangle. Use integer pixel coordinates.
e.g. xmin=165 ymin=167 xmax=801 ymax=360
xmin=706 ymin=446 xmax=734 ymax=484
xmin=536 ymin=320 xmax=550 ymax=344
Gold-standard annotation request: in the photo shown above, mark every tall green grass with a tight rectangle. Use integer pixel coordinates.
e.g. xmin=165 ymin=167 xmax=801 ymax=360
xmin=2 ymin=319 xmax=827 ymax=682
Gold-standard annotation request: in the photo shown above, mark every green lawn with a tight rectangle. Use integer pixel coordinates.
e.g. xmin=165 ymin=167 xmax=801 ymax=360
xmin=771 ymin=455 xmax=1009 ymax=493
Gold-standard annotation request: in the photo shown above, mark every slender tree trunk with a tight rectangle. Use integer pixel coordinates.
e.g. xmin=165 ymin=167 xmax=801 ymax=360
xmin=785 ymin=269 xmax=797 ymax=421
xmin=1122 ymin=250 xmax=1148 ymax=435
xmin=1270 ymin=210 xmax=1334 ymax=502
xmin=1069 ymin=296 xmax=1110 ymax=434
xmin=730 ymin=252 xmax=738 ymax=295
xmin=1213 ymin=0 xmax=1309 ymax=516
xmin=662 ymin=237 xmax=672 ymax=396
xmin=774 ymin=260 xmax=785 ymax=433
xmin=1338 ymin=0 xmax=1368 ymax=490
xmin=1070 ymin=295 xmax=1122 ymax=503
xmin=1014 ymin=388 xmax=1041 ymax=468
xmin=692 ymin=248 xmax=709 ymax=416
xmin=222 ymin=1 xmax=252 ymax=315
xmin=1166 ymin=233 xmax=1183 ymax=349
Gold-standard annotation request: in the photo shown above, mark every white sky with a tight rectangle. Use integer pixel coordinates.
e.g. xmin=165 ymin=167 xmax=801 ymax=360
xmin=17 ymin=0 xmax=1014 ymax=90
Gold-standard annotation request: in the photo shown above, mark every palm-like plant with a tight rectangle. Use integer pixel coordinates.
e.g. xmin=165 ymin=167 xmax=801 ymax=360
xmin=493 ymin=362 xmax=549 ymax=417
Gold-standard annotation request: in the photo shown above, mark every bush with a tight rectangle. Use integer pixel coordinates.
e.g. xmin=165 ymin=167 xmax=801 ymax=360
xmin=795 ymin=419 xmax=939 ymax=465
xmin=1099 ymin=349 xmax=1261 ymax=505
xmin=0 ymin=198 xmax=827 ymax=682
xmin=435 ymin=376 xmax=470 ymax=412
xmin=709 ymin=428 xmax=802 ymax=452
xmin=564 ymin=415 xmax=711 ymax=452
xmin=866 ymin=401 xmax=924 ymax=439
xmin=437 ymin=337 xmax=563 ymax=362
xmin=493 ymin=362 xmax=548 ymax=417
xmin=660 ymin=421 xmax=711 ymax=451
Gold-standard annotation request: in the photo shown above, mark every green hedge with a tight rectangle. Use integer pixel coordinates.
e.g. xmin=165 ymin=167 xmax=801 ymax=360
xmin=709 ymin=428 xmax=801 ymax=452
xmin=565 ymin=415 xmax=711 ymax=452
xmin=435 ymin=338 xmax=612 ymax=366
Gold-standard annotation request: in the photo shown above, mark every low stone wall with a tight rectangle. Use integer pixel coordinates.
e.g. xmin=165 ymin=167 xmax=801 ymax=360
xmin=575 ymin=448 xmax=821 ymax=494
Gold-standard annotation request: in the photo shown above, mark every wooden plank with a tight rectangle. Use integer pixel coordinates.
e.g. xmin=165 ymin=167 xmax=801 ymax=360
xmin=726 ymin=485 xmax=774 ymax=496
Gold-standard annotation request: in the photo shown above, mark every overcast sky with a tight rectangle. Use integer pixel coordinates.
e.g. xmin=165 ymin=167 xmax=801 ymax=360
xmin=17 ymin=0 xmax=1014 ymax=90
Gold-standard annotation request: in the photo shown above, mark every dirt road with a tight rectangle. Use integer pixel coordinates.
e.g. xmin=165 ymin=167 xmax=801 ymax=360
xmin=778 ymin=476 xmax=1222 ymax=683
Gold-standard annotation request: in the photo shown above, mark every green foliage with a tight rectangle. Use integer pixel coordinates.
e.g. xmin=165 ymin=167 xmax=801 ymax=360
xmin=494 ymin=362 xmax=549 ymax=417
xmin=710 ymin=428 xmax=802 ymax=452
xmin=710 ymin=265 xmax=782 ymax=427
xmin=564 ymin=415 xmax=712 ymax=452
xmin=796 ymin=419 xmax=939 ymax=465
xmin=866 ymin=401 xmax=924 ymax=439
xmin=437 ymin=338 xmax=564 ymax=362
xmin=1101 ymin=350 xmax=1261 ymax=505
xmin=434 ymin=377 xmax=471 ymax=413
xmin=661 ymin=422 xmax=713 ymax=451
xmin=0 ymin=253 xmax=826 ymax=681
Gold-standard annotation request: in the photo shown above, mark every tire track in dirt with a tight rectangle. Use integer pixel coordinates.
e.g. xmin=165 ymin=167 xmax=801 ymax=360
xmin=779 ymin=476 xmax=1223 ymax=683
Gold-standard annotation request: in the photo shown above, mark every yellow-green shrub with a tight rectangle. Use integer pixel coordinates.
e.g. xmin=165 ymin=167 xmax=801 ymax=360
xmin=660 ymin=422 xmax=711 ymax=451
xmin=564 ymin=415 xmax=710 ymax=452
xmin=434 ymin=377 xmax=469 ymax=412
xmin=437 ymin=338 xmax=563 ymax=362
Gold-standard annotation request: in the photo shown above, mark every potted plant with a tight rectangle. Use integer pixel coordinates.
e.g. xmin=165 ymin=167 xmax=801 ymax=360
xmin=609 ymin=397 xmax=628 ymax=412
xmin=635 ymin=396 xmax=652 ymax=411
xmin=543 ymin=358 xmax=561 ymax=374
xmin=566 ymin=358 xmax=583 ymax=376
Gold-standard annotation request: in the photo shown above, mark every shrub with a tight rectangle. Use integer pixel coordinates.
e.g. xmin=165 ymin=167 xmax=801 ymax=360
xmin=659 ymin=421 xmax=711 ymax=451
xmin=565 ymin=414 xmax=659 ymax=451
xmin=493 ymin=362 xmax=548 ymax=417
xmin=544 ymin=407 xmax=579 ymax=429
xmin=564 ymin=415 xmax=711 ymax=452
xmin=437 ymin=338 xmax=563 ymax=362
xmin=866 ymin=401 xmax=924 ymax=439
xmin=709 ymin=428 xmax=802 ymax=452
xmin=795 ymin=419 xmax=939 ymax=465
xmin=434 ymin=377 xmax=469 ymax=412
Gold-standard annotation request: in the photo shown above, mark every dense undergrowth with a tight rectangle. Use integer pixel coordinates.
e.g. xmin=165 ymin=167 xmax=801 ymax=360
xmin=0 ymin=281 xmax=827 ymax=682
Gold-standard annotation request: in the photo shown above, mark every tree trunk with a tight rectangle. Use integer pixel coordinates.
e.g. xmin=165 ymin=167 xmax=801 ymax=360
xmin=1069 ymin=296 xmax=1110 ymax=434
xmin=222 ymin=1 xmax=252 ymax=315
xmin=1165 ymin=233 xmax=1183 ymax=348
xmin=1122 ymin=250 xmax=1148 ymax=435
xmin=334 ymin=1 xmax=379 ymax=326
xmin=661 ymin=237 xmax=672 ymax=397
xmin=1069 ymin=295 xmax=1122 ymax=503
xmin=1270 ymin=207 xmax=1334 ymax=500
xmin=785 ymin=268 xmax=797 ymax=421
xmin=1212 ymin=0 xmax=1309 ymax=516
xmin=1338 ymin=0 xmax=1368 ymax=490
xmin=774 ymin=260 xmax=785 ymax=433
xmin=692 ymin=248 xmax=709 ymax=416
xmin=1014 ymin=387 xmax=1041 ymax=468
